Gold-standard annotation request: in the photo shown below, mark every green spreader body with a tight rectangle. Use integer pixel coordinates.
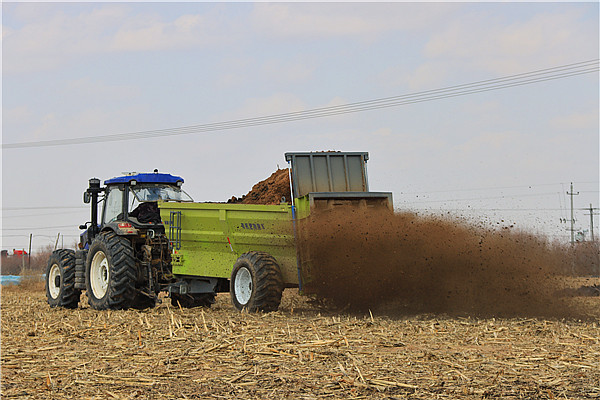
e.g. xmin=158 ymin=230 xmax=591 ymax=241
xmin=159 ymin=202 xmax=299 ymax=284
xmin=158 ymin=152 xmax=393 ymax=290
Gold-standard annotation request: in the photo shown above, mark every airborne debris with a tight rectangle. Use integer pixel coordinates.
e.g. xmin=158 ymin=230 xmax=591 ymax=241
xmin=298 ymin=206 xmax=596 ymax=318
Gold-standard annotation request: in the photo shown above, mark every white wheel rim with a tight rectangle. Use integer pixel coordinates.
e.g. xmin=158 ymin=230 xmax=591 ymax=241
xmin=90 ymin=251 xmax=109 ymax=299
xmin=48 ymin=263 xmax=61 ymax=299
xmin=234 ymin=266 xmax=252 ymax=305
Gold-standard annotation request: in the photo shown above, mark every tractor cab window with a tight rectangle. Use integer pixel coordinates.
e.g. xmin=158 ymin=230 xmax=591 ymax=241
xmin=129 ymin=184 xmax=192 ymax=209
xmin=103 ymin=187 xmax=124 ymax=224
xmin=129 ymin=191 xmax=142 ymax=214
xmin=128 ymin=184 xmax=192 ymax=223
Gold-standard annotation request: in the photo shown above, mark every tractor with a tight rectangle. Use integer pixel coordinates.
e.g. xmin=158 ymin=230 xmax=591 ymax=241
xmin=45 ymin=170 xmax=208 ymax=310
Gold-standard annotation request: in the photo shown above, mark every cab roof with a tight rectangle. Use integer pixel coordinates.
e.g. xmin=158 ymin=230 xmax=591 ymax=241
xmin=104 ymin=172 xmax=184 ymax=185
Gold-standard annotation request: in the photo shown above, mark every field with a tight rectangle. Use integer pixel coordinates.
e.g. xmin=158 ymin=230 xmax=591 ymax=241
xmin=1 ymin=282 xmax=599 ymax=400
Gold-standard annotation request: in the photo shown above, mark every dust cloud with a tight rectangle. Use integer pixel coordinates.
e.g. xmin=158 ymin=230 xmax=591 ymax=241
xmin=298 ymin=207 xmax=577 ymax=318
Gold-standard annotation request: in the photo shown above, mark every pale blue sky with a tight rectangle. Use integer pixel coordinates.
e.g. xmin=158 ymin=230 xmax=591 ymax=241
xmin=2 ymin=2 xmax=599 ymax=252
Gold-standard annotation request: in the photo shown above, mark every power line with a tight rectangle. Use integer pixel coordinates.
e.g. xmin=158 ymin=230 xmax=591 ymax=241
xmin=397 ymin=182 xmax=587 ymax=195
xmin=2 ymin=206 xmax=86 ymax=211
xmin=2 ymin=184 xmax=594 ymax=213
xmin=3 ymin=59 xmax=598 ymax=149
xmin=398 ymin=192 xmax=562 ymax=203
xmin=2 ymin=225 xmax=79 ymax=231
xmin=1 ymin=234 xmax=81 ymax=238
xmin=0 ymin=210 xmax=88 ymax=219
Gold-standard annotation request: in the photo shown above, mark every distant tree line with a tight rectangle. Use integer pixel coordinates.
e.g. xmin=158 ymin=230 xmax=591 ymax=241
xmin=1 ymin=245 xmax=57 ymax=275
xmin=0 ymin=241 xmax=598 ymax=277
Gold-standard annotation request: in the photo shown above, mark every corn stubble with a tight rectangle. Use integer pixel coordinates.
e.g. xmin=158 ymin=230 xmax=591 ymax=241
xmin=2 ymin=287 xmax=599 ymax=399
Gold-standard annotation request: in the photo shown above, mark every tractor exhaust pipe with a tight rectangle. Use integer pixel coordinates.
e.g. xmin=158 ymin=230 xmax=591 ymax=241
xmin=86 ymin=178 xmax=103 ymax=241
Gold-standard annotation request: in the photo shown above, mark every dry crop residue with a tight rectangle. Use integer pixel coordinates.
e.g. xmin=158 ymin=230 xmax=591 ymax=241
xmin=1 ymin=286 xmax=599 ymax=399
xmin=298 ymin=207 xmax=594 ymax=318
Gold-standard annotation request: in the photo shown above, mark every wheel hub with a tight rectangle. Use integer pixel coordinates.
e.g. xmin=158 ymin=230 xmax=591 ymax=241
xmin=234 ymin=266 xmax=252 ymax=305
xmin=48 ymin=263 xmax=61 ymax=299
xmin=90 ymin=251 xmax=109 ymax=299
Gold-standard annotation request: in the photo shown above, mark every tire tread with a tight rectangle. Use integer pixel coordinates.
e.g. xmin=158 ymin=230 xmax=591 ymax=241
xmin=46 ymin=249 xmax=81 ymax=309
xmin=230 ymin=251 xmax=283 ymax=312
xmin=86 ymin=231 xmax=137 ymax=310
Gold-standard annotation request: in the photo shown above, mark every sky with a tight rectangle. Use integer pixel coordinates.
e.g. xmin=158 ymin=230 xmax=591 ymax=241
xmin=1 ymin=2 xmax=599 ymax=254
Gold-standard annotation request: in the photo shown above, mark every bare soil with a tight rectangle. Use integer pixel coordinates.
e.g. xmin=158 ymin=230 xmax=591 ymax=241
xmin=1 ymin=284 xmax=599 ymax=399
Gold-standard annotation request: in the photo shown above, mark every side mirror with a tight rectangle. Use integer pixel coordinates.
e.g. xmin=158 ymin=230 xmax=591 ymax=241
xmin=79 ymin=224 xmax=88 ymax=230
xmin=83 ymin=192 xmax=91 ymax=204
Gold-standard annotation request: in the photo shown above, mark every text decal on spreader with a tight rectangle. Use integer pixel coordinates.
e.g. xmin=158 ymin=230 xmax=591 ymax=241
xmin=241 ymin=223 xmax=266 ymax=230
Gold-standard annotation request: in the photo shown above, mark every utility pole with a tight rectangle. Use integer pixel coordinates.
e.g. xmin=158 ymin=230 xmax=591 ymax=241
xmin=567 ymin=182 xmax=579 ymax=244
xmin=28 ymin=234 xmax=32 ymax=270
xmin=584 ymin=204 xmax=600 ymax=277
xmin=591 ymin=204 xmax=595 ymax=241
xmin=584 ymin=204 xmax=599 ymax=242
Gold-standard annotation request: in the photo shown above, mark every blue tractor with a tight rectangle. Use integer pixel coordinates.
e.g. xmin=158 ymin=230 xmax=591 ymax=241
xmin=45 ymin=170 xmax=213 ymax=310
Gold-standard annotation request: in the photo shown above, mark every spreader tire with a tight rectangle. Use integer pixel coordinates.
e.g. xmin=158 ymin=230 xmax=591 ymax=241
xmin=230 ymin=251 xmax=284 ymax=312
xmin=171 ymin=293 xmax=216 ymax=308
xmin=85 ymin=231 xmax=137 ymax=310
xmin=46 ymin=249 xmax=80 ymax=308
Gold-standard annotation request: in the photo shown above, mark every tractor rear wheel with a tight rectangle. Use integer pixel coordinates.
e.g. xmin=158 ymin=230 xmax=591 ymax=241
xmin=131 ymin=292 xmax=157 ymax=309
xmin=85 ymin=231 xmax=137 ymax=310
xmin=46 ymin=249 xmax=80 ymax=308
xmin=171 ymin=293 xmax=216 ymax=308
xmin=230 ymin=251 xmax=284 ymax=312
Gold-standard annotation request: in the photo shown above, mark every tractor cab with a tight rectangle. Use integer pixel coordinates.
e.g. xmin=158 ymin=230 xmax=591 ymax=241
xmin=80 ymin=171 xmax=192 ymax=247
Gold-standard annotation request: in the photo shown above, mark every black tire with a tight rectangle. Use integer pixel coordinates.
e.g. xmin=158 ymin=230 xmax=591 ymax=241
xmin=46 ymin=249 xmax=81 ymax=308
xmin=85 ymin=231 xmax=137 ymax=310
xmin=230 ymin=251 xmax=284 ymax=312
xmin=131 ymin=292 xmax=157 ymax=310
xmin=171 ymin=293 xmax=216 ymax=308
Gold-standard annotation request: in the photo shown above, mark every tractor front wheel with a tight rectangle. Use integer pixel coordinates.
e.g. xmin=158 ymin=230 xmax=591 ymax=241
xmin=85 ymin=231 xmax=137 ymax=310
xmin=230 ymin=251 xmax=283 ymax=312
xmin=46 ymin=249 xmax=80 ymax=308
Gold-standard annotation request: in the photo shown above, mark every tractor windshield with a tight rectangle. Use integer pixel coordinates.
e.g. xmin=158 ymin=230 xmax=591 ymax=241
xmin=128 ymin=184 xmax=193 ymax=221
xmin=130 ymin=184 xmax=193 ymax=204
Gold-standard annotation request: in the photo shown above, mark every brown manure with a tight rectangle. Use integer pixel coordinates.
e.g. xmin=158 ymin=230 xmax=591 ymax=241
xmin=228 ymin=169 xmax=291 ymax=205
xmin=298 ymin=207 xmax=578 ymax=318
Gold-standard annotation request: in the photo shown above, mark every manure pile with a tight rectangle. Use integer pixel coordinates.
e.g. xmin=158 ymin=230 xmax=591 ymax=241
xmin=2 ymin=286 xmax=599 ymax=399
xmin=228 ymin=169 xmax=291 ymax=205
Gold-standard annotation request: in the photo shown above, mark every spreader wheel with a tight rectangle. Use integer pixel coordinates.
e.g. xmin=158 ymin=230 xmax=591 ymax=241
xmin=230 ymin=251 xmax=284 ymax=312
